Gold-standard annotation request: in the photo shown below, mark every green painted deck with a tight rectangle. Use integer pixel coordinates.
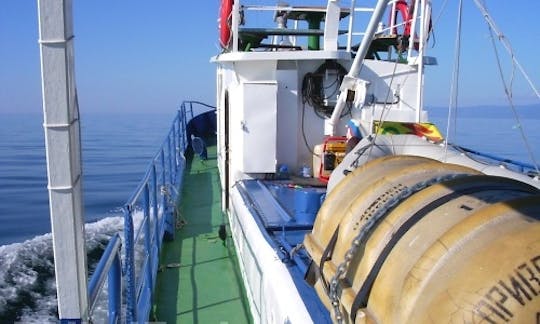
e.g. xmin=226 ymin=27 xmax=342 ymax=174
xmin=152 ymin=141 xmax=252 ymax=323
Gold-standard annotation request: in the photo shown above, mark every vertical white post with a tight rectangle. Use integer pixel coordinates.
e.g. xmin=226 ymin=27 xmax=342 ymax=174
xmin=292 ymin=20 xmax=298 ymax=46
xmin=37 ymin=0 xmax=89 ymax=321
xmin=407 ymin=0 xmax=420 ymax=60
xmin=328 ymin=0 xmax=391 ymax=135
xmin=415 ymin=0 xmax=430 ymax=122
xmin=324 ymin=0 xmax=341 ymax=51
xmin=231 ymin=0 xmax=240 ymax=52
xmin=390 ymin=0 xmax=397 ymax=32
xmin=346 ymin=0 xmax=356 ymax=52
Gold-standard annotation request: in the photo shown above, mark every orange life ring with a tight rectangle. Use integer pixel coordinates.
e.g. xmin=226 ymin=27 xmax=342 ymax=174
xmin=219 ymin=0 xmax=234 ymax=48
xmin=391 ymin=0 xmax=413 ymax=37
xmin=390 ymin=0 xmax=432 ymax=50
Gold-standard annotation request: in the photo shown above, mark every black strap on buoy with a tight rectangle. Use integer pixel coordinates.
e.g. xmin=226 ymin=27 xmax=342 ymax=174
xmin=318 ymin=225 xmax=340 ymax=293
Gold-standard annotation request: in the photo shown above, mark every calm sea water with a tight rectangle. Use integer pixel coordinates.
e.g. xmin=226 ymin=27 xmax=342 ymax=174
xmin=0 ymin=111 xmax=175 ymax=322
xmin=0 ymin=106 xmax=538 ymax=321
xmin=430 ymin=105 xmax=540 ymax=163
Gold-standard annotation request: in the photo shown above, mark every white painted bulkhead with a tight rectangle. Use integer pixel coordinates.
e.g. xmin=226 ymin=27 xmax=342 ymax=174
xmin=215 ymin=52 xmax=423 ymax=188
xmin=205 ymin=1 xmax=540 ymax=322
xmin=213 ymin=47 xmax=424 ymax=321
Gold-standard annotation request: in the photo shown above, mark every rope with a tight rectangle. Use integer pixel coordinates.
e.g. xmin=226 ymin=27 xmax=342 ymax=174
xmin=362 ymin=56 xmax=402 ymax=161
xmin=481 ymin=5 xmax=540 ymax=173
xmin=444 ymin=0 xmax=463 ymax=160
xmin=472 ymin=0 xmax=540 ymax=100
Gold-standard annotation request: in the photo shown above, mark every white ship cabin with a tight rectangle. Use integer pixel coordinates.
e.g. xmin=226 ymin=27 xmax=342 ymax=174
xmin=213 ymin=0 xmax=436 ymax=185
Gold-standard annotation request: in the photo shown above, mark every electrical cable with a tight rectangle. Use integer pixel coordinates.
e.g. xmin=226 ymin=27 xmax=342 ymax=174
xmin=301 ymin=101 xmax=317 ymax=157
xmin=301 ymin=60 xmax=350 ymax=119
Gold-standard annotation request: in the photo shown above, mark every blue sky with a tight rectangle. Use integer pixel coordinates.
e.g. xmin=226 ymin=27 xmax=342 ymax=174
xmin=1 ymin=0 xmax=539 ymax=114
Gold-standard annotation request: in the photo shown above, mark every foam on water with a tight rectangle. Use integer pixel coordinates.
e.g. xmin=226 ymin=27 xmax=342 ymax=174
xmin=0 ymin=214 xmax=143 ymax=322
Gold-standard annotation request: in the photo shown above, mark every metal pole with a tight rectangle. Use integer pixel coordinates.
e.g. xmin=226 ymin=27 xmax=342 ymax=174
xmin=231 ymin=0 xmax=240 ymax=51
xmin=152 ymin=164 xmax=159 ymax=248
xmin=415 ymin=0 xmax=430 ymax=122
xmin=144 ymin=185 xmax=153 ymax=293
xmin=177 ymin=112 xmax=184 ymax=151
xmin=108 ymin=247 xmax=122 ymax=324
xmin=124 ymin=205 xmax=136 ymax=321
xmin=168 ymin=135 xmax=174 ymax=184
xmin=407 ymin=0 xmax=420 ymax=60
xmin=37 ymin=0 xmax=89 ymax=321
xmin=328 ymin=0 xmax=391 ymax=135
xmin=348 ymin=0 xmax=391 ymax=79
xmin=346 ymin=0 xmax=356 ymax=52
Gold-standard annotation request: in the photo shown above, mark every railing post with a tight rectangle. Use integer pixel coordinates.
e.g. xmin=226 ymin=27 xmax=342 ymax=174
xmin=123 ymin=205 xmax=136 ymax=322
xmin=168 ymin=135 xmax=174 ymax=184
xmin=173 ymin=122 xmax=179 ymax=168
xmin=173 ymin=132 xmax=177 ymax=181
xmin=177 ymin=111 xmax=183 ymax=152
xmin=160 ymin=150 xmax=166 ymax=188
xmin=87 ymin=102 xmax=214 ymax=322
xmin=161 ymin=149 xmax=175 ymax=240
xmin=108 ymin=244 xmax=122 ymax=324
xmin=87 ymin=234 xmax=122 ymax=323
xmin=160 ymin=149 xmax=166 ymax=205
xmin=143 ymin=184 xmax=153 ymax=293
xmin=176 ymin=111 xmax=185 ymax=154
xmin=152 ymin=164 xmax=159 ymax=247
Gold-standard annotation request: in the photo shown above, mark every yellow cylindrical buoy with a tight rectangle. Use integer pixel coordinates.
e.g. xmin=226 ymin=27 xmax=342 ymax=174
xmin=303 ymin=155 xmax=540 ymax=323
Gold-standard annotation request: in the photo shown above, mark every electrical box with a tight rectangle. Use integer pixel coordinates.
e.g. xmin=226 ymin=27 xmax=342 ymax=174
xmin=230 ymin=81 xmax=277 ymax=173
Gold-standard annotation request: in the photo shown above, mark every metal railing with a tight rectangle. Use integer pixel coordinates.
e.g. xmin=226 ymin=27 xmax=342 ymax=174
xmin=88 ymin=234 xmax=122 ymax=323
xmin=455 ymin=144 xmax=540 ymax=175
xmin=122 ymin=107 xmax=187 ymax=322
xmin=228 ymin=0 xmax=421 ymax=53
xmin=86 ymin=101 xmax=214 ymax=323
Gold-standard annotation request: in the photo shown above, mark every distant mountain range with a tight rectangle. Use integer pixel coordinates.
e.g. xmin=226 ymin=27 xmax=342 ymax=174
xmin=427 ymin=104 xmax=540 ymax=119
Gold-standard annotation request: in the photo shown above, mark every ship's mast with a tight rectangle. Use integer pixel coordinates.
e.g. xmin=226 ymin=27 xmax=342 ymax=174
xmin=37 ymin=0 xmax=89 ymax=321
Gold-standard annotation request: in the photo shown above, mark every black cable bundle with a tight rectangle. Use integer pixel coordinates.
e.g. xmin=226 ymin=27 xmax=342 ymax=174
xmin=301 ymin=60 xmax=350 ymax=119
